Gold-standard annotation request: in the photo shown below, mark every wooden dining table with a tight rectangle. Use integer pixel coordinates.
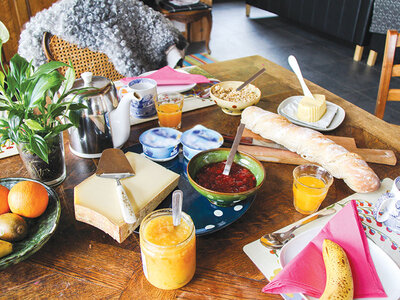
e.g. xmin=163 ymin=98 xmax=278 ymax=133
xmin=1 ymin=55 xmax=400 ymax=299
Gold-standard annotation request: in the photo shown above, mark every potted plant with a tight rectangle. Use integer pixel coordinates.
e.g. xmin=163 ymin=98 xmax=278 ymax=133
xmin=0 ymin=22 xmax=87 ymax=186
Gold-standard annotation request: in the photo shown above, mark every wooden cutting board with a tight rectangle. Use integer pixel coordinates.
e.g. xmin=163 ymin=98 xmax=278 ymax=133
xmin=238 ymin=129 xmax=397 ymax=166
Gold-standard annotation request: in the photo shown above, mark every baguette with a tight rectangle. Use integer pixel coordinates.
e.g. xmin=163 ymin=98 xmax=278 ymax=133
xmin=241 ymin=106 xmax=380 ymax=193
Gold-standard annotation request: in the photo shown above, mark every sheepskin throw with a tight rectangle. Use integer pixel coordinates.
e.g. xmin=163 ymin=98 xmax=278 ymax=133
xmin=18 ymin=0 xmax=188 ymax=76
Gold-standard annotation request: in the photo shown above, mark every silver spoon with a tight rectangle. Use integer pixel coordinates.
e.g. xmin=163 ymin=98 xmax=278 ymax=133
xmin=172 ymin=190 xmax=183 ymax=226
xmin=288 ymin=55 xmax=314 ymax=100
xmin=222 ymin=123 xmax=245 ymax=175
xmin=260 ymin=207 xmax=336 ymax=249
xmin=236 ymin=67 xmax=265 ymax=91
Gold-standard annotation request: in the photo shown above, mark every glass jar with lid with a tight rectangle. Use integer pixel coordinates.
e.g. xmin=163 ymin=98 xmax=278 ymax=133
xmin=140 ymin=208 xmax=196 ymax=290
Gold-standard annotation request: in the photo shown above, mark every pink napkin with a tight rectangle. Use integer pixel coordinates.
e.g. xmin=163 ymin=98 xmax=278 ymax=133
xmin=121 ymin=66 xmax=210 ymax=86
xmin=263 ymin=200 xmax=386 ymax=298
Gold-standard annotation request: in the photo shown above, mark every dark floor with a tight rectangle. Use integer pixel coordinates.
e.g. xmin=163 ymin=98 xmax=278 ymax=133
xmin=187 ymin=0 xmax=400 ymax=125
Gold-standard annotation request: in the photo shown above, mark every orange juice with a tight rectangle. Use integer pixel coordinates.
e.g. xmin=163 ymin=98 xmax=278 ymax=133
xmin=157 ymin=103 xmax=182 ymax=128
xmin=293 ymin=176 xmax=328 ymax=214
xmin=140 ymin=209 xmax=196 ymax=290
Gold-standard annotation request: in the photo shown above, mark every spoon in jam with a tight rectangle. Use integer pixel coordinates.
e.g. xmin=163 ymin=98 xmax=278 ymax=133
xmin=172 ymin=190 xmax=183 ymax=226
xmin=223 ymin=123 xmax=246 ymax=176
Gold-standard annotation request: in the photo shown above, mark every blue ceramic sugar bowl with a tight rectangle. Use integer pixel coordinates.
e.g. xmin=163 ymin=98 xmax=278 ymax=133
xmin=181 ymin=125 xmax=224 ymax=160
xmin=139 ymin=127 xmax=182 ymax=161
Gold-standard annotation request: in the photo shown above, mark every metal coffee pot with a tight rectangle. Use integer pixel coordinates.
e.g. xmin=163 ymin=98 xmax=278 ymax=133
xmin=67 ymin=72 xmax=132 ymax=158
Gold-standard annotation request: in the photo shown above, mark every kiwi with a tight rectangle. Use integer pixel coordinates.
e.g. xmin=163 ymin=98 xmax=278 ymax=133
xmin=0 ymin=213 xmax=28 ymax=242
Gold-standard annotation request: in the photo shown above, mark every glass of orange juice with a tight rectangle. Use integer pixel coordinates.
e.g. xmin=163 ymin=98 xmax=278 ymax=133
xmin=293 ymin=164 xmax=333 ymax=214
xmin=156 ymin=92 xmax=184 ymax=129
xmin=140 ymin=209 xmax=196 ymax=290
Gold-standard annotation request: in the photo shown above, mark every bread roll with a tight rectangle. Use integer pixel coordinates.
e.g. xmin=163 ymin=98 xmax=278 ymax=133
xmin=241 ymin=106 xmax=380 ymax=193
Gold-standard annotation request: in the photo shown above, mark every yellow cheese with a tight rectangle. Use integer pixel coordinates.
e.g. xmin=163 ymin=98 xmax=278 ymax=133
xmin=74 ymin=152 xmax=180 ymax=243
xmin=297 ymin=94 xmax=327 ymax=122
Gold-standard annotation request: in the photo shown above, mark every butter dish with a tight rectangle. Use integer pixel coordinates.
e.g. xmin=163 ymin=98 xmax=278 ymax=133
xmin=278 ymin=96 xmax=345 ymax=131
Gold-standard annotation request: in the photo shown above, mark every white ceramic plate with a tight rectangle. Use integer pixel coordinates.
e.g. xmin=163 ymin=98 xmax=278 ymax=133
xmin=279 ymin=226 xmax=400 ymax=300
xmin=170 ymin=0 xmax=200 ymax=5
xmin=139 ymin=69 xmax=196 ymax=94
xmin=277 ymin=96 xmax=345 ymax=132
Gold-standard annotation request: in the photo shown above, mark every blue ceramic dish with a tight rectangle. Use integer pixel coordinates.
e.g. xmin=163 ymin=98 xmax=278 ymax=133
xmin=181 ymin=125 xmax=224 ymax=160
xmin=139 ymin=127 xmax=182 ymax=161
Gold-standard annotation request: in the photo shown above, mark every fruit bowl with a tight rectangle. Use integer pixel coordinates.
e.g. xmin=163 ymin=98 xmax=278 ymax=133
xmin=209 ymin=81 xmax=261 ymax=115
xmin=0 ymin=178 xmax=61 ymax=270
xmin=187 ymin=148 xmax=265 ymax=207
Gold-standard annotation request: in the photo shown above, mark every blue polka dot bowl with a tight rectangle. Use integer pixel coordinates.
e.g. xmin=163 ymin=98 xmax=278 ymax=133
xmin=139 ymin=127 xmax=181 ymax=161
xmin=181 ymin=125 xmax=224 ymax=160
xmin=187 ymin=148 xmax=265 ymax=207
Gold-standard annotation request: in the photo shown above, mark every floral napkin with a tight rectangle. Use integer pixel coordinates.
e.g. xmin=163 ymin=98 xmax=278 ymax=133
xmin=262 ymin=200 xmax=386 ymax=298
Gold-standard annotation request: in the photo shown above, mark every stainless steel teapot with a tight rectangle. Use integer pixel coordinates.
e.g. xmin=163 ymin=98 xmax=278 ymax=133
xmin=67 ymin=72 xmax=131 ymax=158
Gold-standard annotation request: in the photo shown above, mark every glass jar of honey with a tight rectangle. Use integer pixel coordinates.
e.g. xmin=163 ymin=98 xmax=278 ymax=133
xmin=139 ymin=209 xmax=196 ymax=290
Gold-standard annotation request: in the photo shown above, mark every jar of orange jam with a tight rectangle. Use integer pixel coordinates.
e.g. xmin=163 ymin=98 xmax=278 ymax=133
xmin=139 ymin=209 xmax=196 ymax=290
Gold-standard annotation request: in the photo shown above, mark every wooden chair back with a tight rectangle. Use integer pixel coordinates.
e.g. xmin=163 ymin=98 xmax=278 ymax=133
xmin=375 ymin=30 xmax=400 ymax=119
xmin=42 ymin=32 xmax=124 ymax=81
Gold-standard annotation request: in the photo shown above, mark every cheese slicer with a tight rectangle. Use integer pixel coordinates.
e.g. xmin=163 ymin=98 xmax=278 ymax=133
xmin=96 ymin=149 xmax=137 ymax=224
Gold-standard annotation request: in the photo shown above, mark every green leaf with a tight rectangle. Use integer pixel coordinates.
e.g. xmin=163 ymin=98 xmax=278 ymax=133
xmin=24 ymin=119 xmax=44 ymax=131
xmin=9 ymin=54 xmax=30 ymax=85
xmin=62 ymin=66 xmax=75 ymax=93
xmin=68 ymin=110 xmax=81 ymax=127
xmin=31 ymin=61 xmax=68 ymax=78
xmin=29 ymin=134 xmax=49 ymax=163
xmin=28 ymin=71 xmax=63 ymax=107
xmin=68 ymin=103 xmax=87 ymax=110
xmin=46 ymin=123 xmax=72 ymax=138
xmin=0 ymin=71 xmax=4 ymax=86
xmin=7 ymin=113 xmax=21 ymax=132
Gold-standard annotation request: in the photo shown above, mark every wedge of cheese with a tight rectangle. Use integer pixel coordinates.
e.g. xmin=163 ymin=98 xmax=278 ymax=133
xmin=74 ymin=152 xmax=180 ymax=243
xmin=297 ymin=94 xmax=327 ymax=122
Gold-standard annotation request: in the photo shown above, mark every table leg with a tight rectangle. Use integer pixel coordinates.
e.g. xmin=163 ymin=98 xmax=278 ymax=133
xmin=367 ymin=50 xmax=378 ymax=66
xmin=246 ymin=4 xmax=251 ymax=17
xmin=205 ymin=11 xmax=212 ymax=54
xmin=353 ymin=45 xmax=364 ymax=61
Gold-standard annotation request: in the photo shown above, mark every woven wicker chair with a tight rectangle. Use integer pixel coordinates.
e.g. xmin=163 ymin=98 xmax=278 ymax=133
xmin=42 ymin=32 xmax=124 ymax=81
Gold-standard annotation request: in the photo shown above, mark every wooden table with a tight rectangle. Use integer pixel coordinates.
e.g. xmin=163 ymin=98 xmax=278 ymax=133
xmin=2 ymin=55 xmax=399 ymax=299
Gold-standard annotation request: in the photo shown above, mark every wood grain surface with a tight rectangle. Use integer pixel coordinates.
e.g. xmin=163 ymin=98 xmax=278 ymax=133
xmin=1 ymin=55 xmax=400 ymax=299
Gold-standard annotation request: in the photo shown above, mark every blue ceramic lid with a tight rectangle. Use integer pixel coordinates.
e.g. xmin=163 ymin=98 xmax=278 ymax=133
xmin=139 ymin=127 xmax=181 ymax=148
xmin=181 ymin=125 xmax=224 ymax=150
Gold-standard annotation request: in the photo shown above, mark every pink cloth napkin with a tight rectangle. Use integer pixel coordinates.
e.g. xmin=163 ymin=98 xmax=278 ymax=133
xmin=121 ymin=66 xmax=210 ymax=86
xmin=262 ymin=200 xmax=386 ymax=298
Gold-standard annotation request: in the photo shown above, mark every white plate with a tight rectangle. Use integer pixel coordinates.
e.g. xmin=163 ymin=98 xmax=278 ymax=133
xmin=170 ymin=0 xmax=200 ymax=5
xmin=277 ymin=96 xmax=345 ymax=131
xmin=280 ymin=226 xmax=400 ymax=300
xmin=139 ymin=69 xmax=196 ymax=94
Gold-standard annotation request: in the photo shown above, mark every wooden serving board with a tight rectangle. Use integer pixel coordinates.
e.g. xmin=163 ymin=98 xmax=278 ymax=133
xmin=239 ymin=129 xmax=397 ymax=166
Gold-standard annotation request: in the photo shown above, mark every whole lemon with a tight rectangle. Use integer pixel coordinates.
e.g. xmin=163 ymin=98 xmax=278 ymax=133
xmin=8 ymin=181 xmax=49 ymax=218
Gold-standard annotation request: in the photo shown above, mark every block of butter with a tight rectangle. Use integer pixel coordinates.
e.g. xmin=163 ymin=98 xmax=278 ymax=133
xmin=74 ymin=152 xmax=180 ymax=243
xmin=297 ymin=94 xmax=327 ymax=122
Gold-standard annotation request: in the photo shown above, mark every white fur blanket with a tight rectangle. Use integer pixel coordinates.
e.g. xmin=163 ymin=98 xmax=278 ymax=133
xmin=18 ymin=0 xmax=187 ymax=76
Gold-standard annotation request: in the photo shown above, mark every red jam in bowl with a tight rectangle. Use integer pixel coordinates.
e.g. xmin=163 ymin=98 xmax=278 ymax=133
xmin=195 ymin=161 xmax=256 ymax=193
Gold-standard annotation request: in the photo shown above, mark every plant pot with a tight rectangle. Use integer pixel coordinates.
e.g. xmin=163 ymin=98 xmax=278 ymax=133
xmin=17 ymin=133 xmax=66 ymax=187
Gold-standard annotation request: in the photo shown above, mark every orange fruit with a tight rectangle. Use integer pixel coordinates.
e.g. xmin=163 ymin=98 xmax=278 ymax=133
xmin=0 ymin=184 xmax=10 ymax=214
xmin=8 ymin=181 xmax=49 ymax=218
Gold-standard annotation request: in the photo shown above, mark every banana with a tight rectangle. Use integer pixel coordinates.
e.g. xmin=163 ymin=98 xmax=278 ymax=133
xmin=320 ymin=239 xmax=354 ymax=300
xmin=0 ymin=239 xmax=13 ymax=258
